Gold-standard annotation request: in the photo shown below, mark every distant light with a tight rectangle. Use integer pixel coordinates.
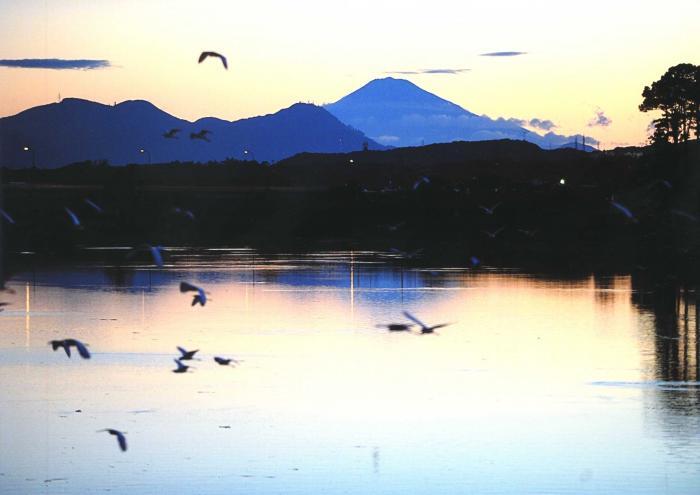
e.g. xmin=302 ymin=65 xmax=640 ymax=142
xmin=139 ymin=149 xmax=145 ymax=153
xmin=244 ymin=150 xmax=249 ymax=154
xmin=559 ymin=178 xmax=566 ymax=185
xmin=23 ymin=146 xmax=29 ymax=151
xmin=349 ymin=159 xmax=354 ymax=164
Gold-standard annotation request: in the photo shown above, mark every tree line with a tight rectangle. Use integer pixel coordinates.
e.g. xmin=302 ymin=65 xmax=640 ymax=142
xmin=640 ymin=63 xmax=700 ymax=145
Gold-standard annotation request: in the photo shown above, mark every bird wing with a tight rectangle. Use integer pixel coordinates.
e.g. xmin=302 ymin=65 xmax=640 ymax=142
xmin=176 ymin=346 xmax=187 ymax=357
xmin=174 ymin=358 xmax=187 ymax=370
xmin=70 ymin=339 xmax=91 ymax=359
xmin=149 ymin=246 xmax=164 ymax=267
xmin=1 ymin=208 xmax=16 ymax=224
xmin=63 ymin=343 xmax=72 ymax=357
xmin=402 ymin=311 xmax=427 ymax=329
xmin=180 ymin=281 xmax=199 ymax=293
xmin=197 ymin=288 xmax=207 ymax=305
xmin=65 ymin=207 xmax=80 ymax=227
xmin=84 ymin=198 xmax=103 ymax=213
xmin=198 ymin=52 xmax=209 ymax=63
xmin=115 ymin=431 xmax=127 ymax=451
xmin=219 ymin=55 xmax=228 ymax=69
xmin=611 ymin=200 xmax=633 ymax=219
xmin=430 ymin=323 xmax=452 ymax=331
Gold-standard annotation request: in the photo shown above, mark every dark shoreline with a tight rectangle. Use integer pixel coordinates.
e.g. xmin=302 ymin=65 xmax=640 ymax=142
xmin=2 ymin=139 xmax=700 ymax=279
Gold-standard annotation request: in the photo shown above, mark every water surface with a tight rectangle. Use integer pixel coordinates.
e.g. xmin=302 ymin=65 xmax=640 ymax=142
xmin=1 ymin=250 xmax=699 ymax=493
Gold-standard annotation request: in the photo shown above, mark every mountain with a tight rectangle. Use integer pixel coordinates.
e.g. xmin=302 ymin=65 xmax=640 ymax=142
xmin=325 ymin=77 xmax=594 ymax=150
xmin=557 ymin=141 xmax=598 ymax=152
xmin=0 ymin=99 xmax=384 ymax=168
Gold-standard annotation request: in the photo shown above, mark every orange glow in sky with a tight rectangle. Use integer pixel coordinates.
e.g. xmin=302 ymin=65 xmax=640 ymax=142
xmin=0 ymin=0 xmax=698 ymax=147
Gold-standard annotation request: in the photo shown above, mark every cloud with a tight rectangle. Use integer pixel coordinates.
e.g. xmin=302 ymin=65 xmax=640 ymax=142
xmin=588 ymin=110 xmax=612 ymax=127
xmin=528 ymin=118 xmax=557 ymax=131
xmin=480 ymin=51 xmax=527 ymax=57
xmin=496 ymin=117 xmax=557 ymax=131
xmin=385 ymin=68 xmax=470 ymax=75
xmin=0 ymin=58 xmax=111 ymax=70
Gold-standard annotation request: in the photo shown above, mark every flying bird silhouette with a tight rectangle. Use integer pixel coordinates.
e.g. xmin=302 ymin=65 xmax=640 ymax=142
xmin=670 ymin=209 xmax=699 ymax=223
xmin=173 ymin=207 xmax=196 ymax=221
xmin=0 ymin=208 xmax=15 ymax=225
xmin=83 ymin=198 xmax=103 ymax=214
xmin=479 ymin=203 xmax=501 ymax=215
xmin=125 ymin=244 xmax=164 ymax=267
xmin=198 ymin=51 xmax=228 ymax=69
xmin=98 ymin=429 xmax=127 ymax=452
xmin=214 ymin=356 xmax=239 ymax=366
xmin=177 ymin=346 xmax=199 ymax=360
xmin=163 ymin=128 xmax=181 ymax=139
xmin=49 ymin=339 xmax=91 ymax=359
xmin=180 ymin=281 xmax=207 ymax=306
xmin=610 ymin=199 xmax=638 ymax=223
xmin=190 ymin=129 xmax=212 ymax=142
xmin=376 ymin=323 xmax=414 ymax=332
xmin=65 ymin=207 xmax=81 ymax=228
xmin=482 ymin=227 xmax=505 ymax=239
xmin=402 ymin=311 xmax=452 ymax=334
xmin=172 ymin=358 xmax=190 ymax=373
xmin=413 ymin=176 xmax=430 ymax=191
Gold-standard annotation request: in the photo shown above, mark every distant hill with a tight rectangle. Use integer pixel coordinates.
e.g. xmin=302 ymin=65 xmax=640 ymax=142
xmin=325 ymin=77 xmax=594 ymax=150
xmin=556 ymin=141 xmax=598 ymax=152
xmin=0 ymin=99 xmax=384 ymax=168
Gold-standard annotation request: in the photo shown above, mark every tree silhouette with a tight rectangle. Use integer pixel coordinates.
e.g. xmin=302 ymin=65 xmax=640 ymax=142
xmin=640 ymin=63 xmax=700 ymax=145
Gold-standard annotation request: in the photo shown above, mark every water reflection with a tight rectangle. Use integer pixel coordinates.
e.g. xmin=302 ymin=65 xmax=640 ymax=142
xmin=1 ymin=250 xmax=700 ymax=493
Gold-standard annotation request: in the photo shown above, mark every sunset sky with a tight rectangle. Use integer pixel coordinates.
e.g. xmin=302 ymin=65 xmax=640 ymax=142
xmin=1 ymin=0 xmax=698 ymax=148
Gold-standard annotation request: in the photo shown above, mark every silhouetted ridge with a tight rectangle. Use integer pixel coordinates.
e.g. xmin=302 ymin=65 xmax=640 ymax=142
xmin=0 ymin=99 xmax=385 ymax=168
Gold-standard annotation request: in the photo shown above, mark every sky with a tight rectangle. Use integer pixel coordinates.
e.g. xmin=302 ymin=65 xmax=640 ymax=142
xmin=0 ymin=0 xmax=698 ymax=148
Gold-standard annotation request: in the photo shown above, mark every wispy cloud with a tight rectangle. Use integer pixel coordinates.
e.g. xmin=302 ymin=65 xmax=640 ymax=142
xmin=480 ymin=51 xmax=527 ymax=57
xmin=588 ymin=110 xmax=612 ymax=127
xmin=385 ymin=68 xmax=470 ymax=75
xmin=0 ymin=58 xmax=111 ymax=70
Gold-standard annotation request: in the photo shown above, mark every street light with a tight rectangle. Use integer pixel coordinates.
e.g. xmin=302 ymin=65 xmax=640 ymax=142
xmin=243 ymin=149 xmax=256 ymax=161
xmin=139 ymin=148 xmax=151 ymax=165
xmin=22 ymin=146 xmax=36 ymax=168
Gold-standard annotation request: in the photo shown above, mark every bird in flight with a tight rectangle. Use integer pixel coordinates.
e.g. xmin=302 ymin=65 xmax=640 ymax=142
xmin=402 ymin=311 xmax=452 ymax=334
xmin=214 ymin=356 xmax=239 ymax=366
xmin=610 ymin=199 xmax=638 ymax=223
xmin=0 ymin=208 xmax=15 ymax=225
xmin=376 ymin=322 xmax=414 ymax=332
xmin=126 ymin=244 xmax=165 ymax=267
xmin=163 ymin=128 xmax=181 ymax=139
xmin=49 ymin=339 xmax=91 ymax=359
xmin=98 ymin=429 xmax=127 ymax=452
xmin=190 ymin=129 xmax=212 ymax=142
xmin=83 ymin=198 xmax=103 ymax=214
xmin=670 ymin=209 xmax=699 ymax=223
xmin=180 ymin=281 xmax=207 ymax=306
xmin=177 ymin=346 xmax=199 ymax=360
xmin=173 ymin=207 xmax=196 ymax=221
xmin=172 ymin=358 xmax=190 ymax=373
xmin=65 ymin=207 xmax=81 ymax=228
xmin=198 ymin=51 xmax=228 ymax=70
xmin=482 ymin=227 xmax=505 ymax=239
xmin=479 ymin=203 xmax=501 ymax=215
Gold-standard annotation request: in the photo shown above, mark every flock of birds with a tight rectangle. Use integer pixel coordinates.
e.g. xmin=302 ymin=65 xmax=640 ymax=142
xmin=159 ymin=52 xmax=227 ymax=144
xmin=46 ymin=280 xmax=239 ymax=452
xmin=44 ymin=271 xmax=450 ymax=453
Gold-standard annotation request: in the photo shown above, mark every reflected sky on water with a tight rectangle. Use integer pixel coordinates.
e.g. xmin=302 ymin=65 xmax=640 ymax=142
xmin=1 ymin=250 xmax=699 ymax=494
